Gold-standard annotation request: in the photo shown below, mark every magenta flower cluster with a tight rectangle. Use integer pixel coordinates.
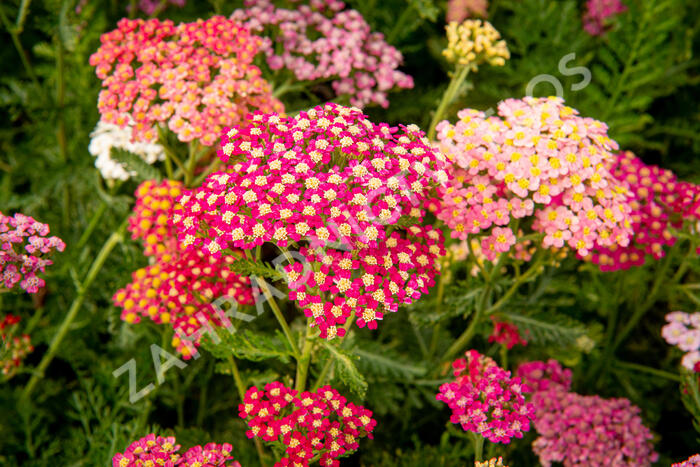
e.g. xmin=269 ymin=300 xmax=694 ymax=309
xmin=517 ymin=360 xmax=658 ymax=467
xmin=174 ymin=103 xmax=448 ymax=338
xmin=232 ymin=0 xmax=413 ymax=108
xmin=1 ymin=212 xmax=65 ymax=293
xmin=662 ymin=311 xmax=700 ymax=372
xmin=436 ymin=350 xmax=534 ymax=444
xmin=112 ymin=433 xmax=238 ymax=466
xmin=583 ymin=0 xmax=627 ymax=36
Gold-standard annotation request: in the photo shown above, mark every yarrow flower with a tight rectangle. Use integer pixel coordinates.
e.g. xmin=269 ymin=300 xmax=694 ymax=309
xmin=588 ymin=151 xmax=700 ymax=271
xmin=661 ymin=311 xmax=700 ymax=372
xmin=88 ymin=119 xmax=166 ymax=181
xmin=114 ymin=181 xmax=254 ymax=358
xmin=0 ymin=314 xmax=33 ymax=378
xmin=517 ymin=359 xmax=658 ymax=467
xmin=175 ymin=103 xmax=448 ymax=338
xmin=90 ymin=17 xmax=283 ymax=145
xmin=436 ymin=97 xmax=633 ymax=260
xmin=112 ymin=433 xmax=238 ymax=467
xmin=583 ymin=0 xmax=627 ymax=36
xmin=130 ymin=0 xmax=185 ymax=15
xmin=232 ymin=0 xmax=413 ymax=108
xmin=674 ymin=454 xmax=700 ymax=467
xmin=447 ymin=0 xmax=489 ymax=23
xmin=475 ymin=457 xmax=507 ymax=467
xmin=436 ymin=350 xmax=534 ymax=444
xmin=489 ymin=317 xmax=527 ymax=349
xmin=443 ymin=19 xmax=509 ymax=71
xmin=1 ymin=211 xmax=65 ymax=293
xmin=239 ymin=382 xmax=376 ymax=467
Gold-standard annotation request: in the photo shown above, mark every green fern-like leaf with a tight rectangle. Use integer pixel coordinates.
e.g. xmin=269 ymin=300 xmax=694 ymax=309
xmin=228 ymin=258 xmax=283 ymax=281
xmin=201 ymin=329 xmax=294 ymax=363
xmin=501 ymin=311 xmax=585 ymax=346
xmin=109 ymin=148 xmax=162 ymax=182
xmin=354 ymin=345 xmax=427 ymax=380
xmin=321 ymin=342 xmax=368 ymax=398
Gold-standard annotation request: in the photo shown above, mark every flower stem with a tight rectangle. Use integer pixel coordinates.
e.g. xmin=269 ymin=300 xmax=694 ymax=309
xmin=21 ymin=219 xmax=128 ymax=402
xmin=472 ymin=432 xmax=484 ymax=463
xmin=295 ymin=318 xmax=315 ymax=392
xmin=257 ymin=278 xmax=300 ymax=359
xmin=228 ymin=356 xmax=267 ymax=467
xmin=427 ymin=65 xmax=470 ymax=140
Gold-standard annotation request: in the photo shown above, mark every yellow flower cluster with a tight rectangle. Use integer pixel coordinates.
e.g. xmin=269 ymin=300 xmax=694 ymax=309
xmin=443 ymin=20 xmax=510 ymax=70
xmin=475 ymin=457 xmax=507 ymax=467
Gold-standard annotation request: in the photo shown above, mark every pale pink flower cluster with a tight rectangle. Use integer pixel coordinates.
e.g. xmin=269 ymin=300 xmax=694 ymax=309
xmin=662 ymin=311 xmax=700 ymax=372
xmin=232 ymin=0 xmax=413 ymax=108
xmin=1 ymin=212 xmax=65 ymax=293
xmin=112 ymin=433 xmax=238 ymax=466
xmin=436 ymin=350 xmax=534 ymax=444
xmin=517 ymin=360 xmax=658 ymax=467
xmin=90 ymin=17 xmax=283 ymax=146
xmin=583 ymin=0 xmax=627 ymax=36
xmin=175 ymin=103 xmax=448 ymax=338
xmin=447 ymin=0 xmax=489 ymax=22
xmin=436 ymin=97 xmax=633 ymax=260
xmin=674 ymin=454 xmax=700 ymax=467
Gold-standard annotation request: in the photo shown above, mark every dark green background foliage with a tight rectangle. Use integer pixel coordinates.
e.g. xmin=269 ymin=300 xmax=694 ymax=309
xmin=1 ymin=0 xmax=699 ymax=465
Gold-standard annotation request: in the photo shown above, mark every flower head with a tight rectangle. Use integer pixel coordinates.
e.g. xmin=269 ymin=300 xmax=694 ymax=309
xmin=112 ymin=433 xmax=238 ymax=466
xmin=489 ymin=318 xmax=527 ymax=349
xmin=232 ymin=0 xmax=413 ymax=108
xmin=1 ymin=212 xmax=65 ymax=293
xmin=90 ymin=17 xmax=283 ymax=145
xmin=475 ymin=457 xmax=507 ymax=467
xmin=0 ymin=314 xmax=33 ymax=379
xmin=673 ymin=454 xmax=700 ymax=467
xmin=443 ymin=20 xmax=509 ymax=70
xmin=175 ymin=103 xmax=448 ymax=337
xmin=437 ymin=350 xmax=534 ymax=444
xmin=661 ymin=311 xmax=700 ymax=371
xmin=239 ymin=382 xmax=376 ymax=467
xmin=583 ymin=0 xmax=627 ymax=36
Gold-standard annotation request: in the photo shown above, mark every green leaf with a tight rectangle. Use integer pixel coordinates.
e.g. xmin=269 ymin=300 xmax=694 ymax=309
xmin=321 ymin=342 xmax=368 ymax=398
xmin=228 ymin=258 xmax=283 ymax=281
xmin=201 ymin=329 xmax=294 ymax=363
xmin=354 ymin=346 xmax=426 ymax=379
xmin=502 ymin=311 xmax=585 ymax=346
xmin=406 ymin=0 xmax=439 ymax=21
xmin=109 ymin=147 xmax=162 ymax=182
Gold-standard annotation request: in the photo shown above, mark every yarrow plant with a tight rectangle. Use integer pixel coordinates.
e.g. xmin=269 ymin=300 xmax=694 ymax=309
xmin=1 ymin=211 xmax=65 ymax=293
xmin=443 ymin=19 xmax=509 ymax=71
xmin=90 ymin=16 xmax=283 ymax=145
xmin=475 ymin=457 xmax=507 ymax=467
xmin=88 ymin=119 xmax=166 ymax=181
xmin=589 ymin=151 xmax=700 ymax=271
xmin=517 ymin=359 xmax=658 ymax=466
xmin=662 ymin=311 xmax=700 ymax=371
xmin=112 ymin=433 xmax=238 ymax=466
xmin=239 ymin=382 xmax=376 ymax=467
xmin=435 ymin=97 xmax=633 ymax=261
xmin=583 ymin=0 xmax=627 ymax=36
xmin=113 ymin=180 xmax=254 ymax=357
xmin=674 ymin=454 xmax=700 ymax=467
xmin=446 ymin=0 xmax=489 ymax=22
xmin=436 ymin=350 xmax=534 ymax=444
xmin=489 ymin=318 xmax=527 ymax=349
xmin=0 ymin=314 xmax=33 ymax=379
xmin=232 ymin=0 xmax=413 ymax=108
xmin=175 ymin=103 xmax=448 ymax=338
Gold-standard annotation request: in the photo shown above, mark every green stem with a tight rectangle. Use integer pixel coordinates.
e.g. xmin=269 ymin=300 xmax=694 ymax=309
xmin=467 ymin=236 xmax=490 ymax=282
xmin=258 ymin=278 xmax=300 ymax=359
xmin=472 ymin=432 xmax=484 ymax=463
xmin=0 ymin=5 xmax=42 ymax=91
xmin=76 ymin=201 xmax=108 ymax=250
xmin=295 ymin=319 xmax=314 ymax=392
xmin=442 ymin=284 xmax=491 ymax=362
xmin=312 ymin=312 xmax=356 ymax=390
xmin=20 ymin=220 xmax=128 ymax=401
xmin=427 ymin=65 xmax=470 ymax=140
xmin=613 ymin=360 xmax=681 ymax=382
xmin=481 ymin=257 xmax=544 ymax=316
xmin=386 ymin=6 xmax=413 ymax=44
xmin=227 ymin=356 xmax=268 ymax=466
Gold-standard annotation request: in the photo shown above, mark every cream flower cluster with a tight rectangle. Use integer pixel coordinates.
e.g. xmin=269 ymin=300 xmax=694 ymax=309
xmin=443 ymin=19 xmax=510 ymax=70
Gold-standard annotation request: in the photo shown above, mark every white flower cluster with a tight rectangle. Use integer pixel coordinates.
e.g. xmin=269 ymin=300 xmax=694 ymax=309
xmin=88 ymin=120 xmax=165 ymax=181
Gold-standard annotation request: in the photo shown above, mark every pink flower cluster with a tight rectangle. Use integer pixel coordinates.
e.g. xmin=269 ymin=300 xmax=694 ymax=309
xmin=436 ymin=97 xmax=633 ymax=261
xmin=589 ymin=151 xmax=700 ymax=271
xmin=112 ymin=433 xmax=238 ymax=466
xmin=239 ymin=382 xmax=376 ymax=467
xmin=232 ymin=0 xmax=413 ymax=108
xmin=674 ymin=454 xmax=700 ymax=467
xmin=446 ymin=0 xmax=489 ymax=22
xmin=517 ymin=360 xmax=658 ymax=467
xmin=131 ymin=0 xmax=185 ymax=16
xmin=489 ymin=318 xmax=527 ymax=349
xmin=436 ymin=350 xmax=534 ymax=444
xmin=114 ymin=181 xmax=253 ymax=358
xmin=1 ymin=211 xmax=65 ymax=293
xmin=583 ymin=0 xmax=627 ymax=36
xmin=175 ymin=104 xmax=448 ymax=338
xmin=661 ymin=311 xmax=700 ymax=372
xmin=90 ymin=17 xmax=283 ymax=145
xmin=0 ymin=314 xmax=33 ymax=378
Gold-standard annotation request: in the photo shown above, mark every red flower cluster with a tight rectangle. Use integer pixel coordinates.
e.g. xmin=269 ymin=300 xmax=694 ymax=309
xmin=90 ymin=17 xmax=283 ymax=145
xmin=112 ymin=433 xmax=238 ymax=466
xmin=174 ymin=104 xmax=448 ymax=338
xmin=488 ymin=318 xmax=527 ymax=349
xmin=589 ymin=151 xmax=700 ymax=271
xmin=1 ymin=211 xmax=65 ymax=293
xmin=517 ymin=360 xmax=658 ymax=466
xmin=436 ymin=350 xmax=534 ymax=443
xmin=114 ymin=180 xmax=253 ymax=358
xmin=0 ymin=314 xmax=33 ymax=378
xmin=239 ymin=382 xmax=376 ymax=467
